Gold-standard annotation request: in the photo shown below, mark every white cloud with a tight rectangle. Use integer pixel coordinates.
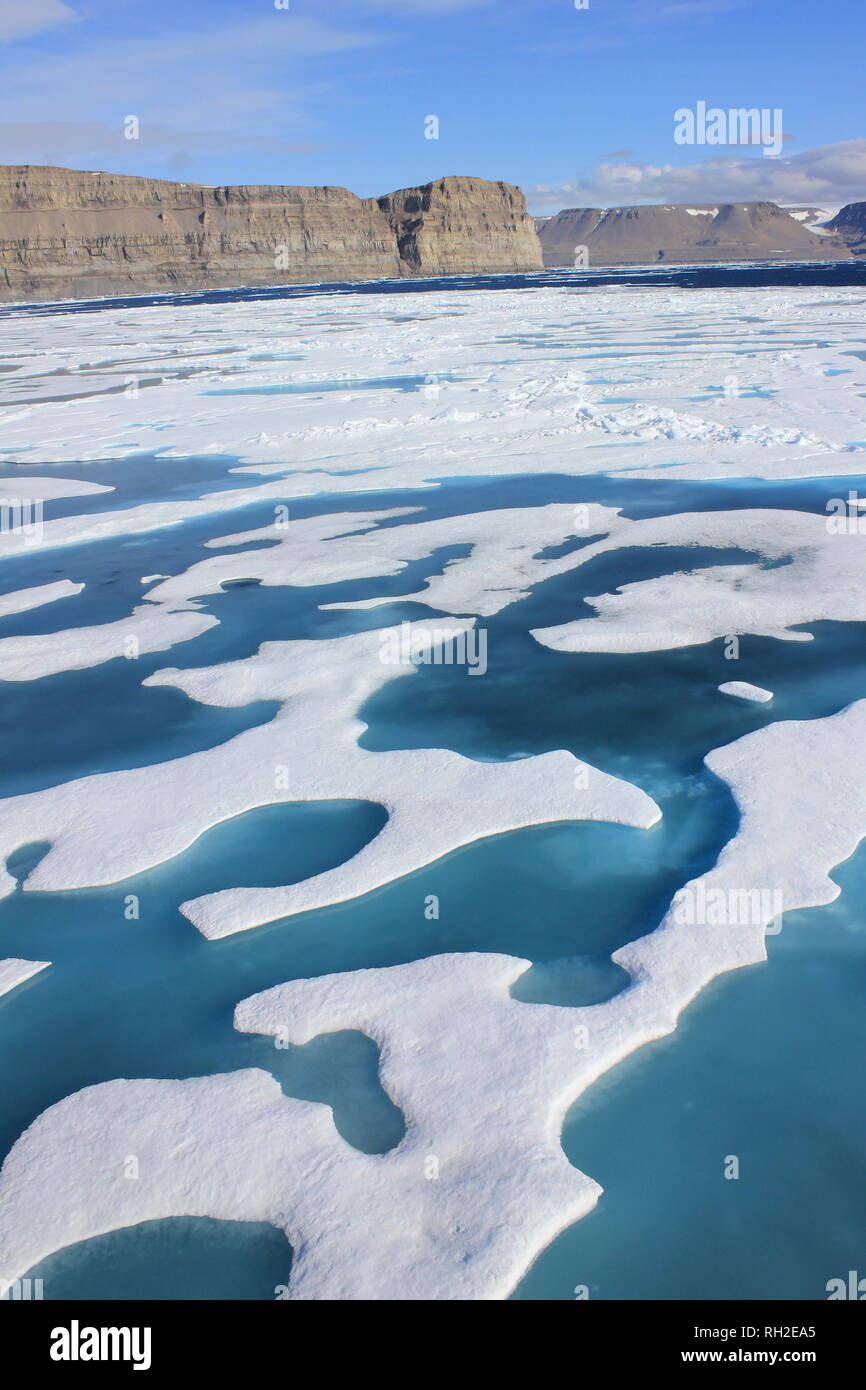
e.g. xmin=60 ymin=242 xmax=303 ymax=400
xmin=0 ymin=121 xmax=330 ymax=172
xmin=528 ymin=140 xmax=866 ymax=213
xmin=0 ymin=0 xmax=77 ymax=43
xmin=0 ymin=15 xmax=378 ymax=141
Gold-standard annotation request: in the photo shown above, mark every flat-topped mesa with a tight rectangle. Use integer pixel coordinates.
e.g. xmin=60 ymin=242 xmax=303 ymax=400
xmin=537 ymin=199 xmax=856 ymax=266
xmin=0 ymin=166 xmax=402 ymax=300
xmin=0 ymin=166 xmax=542 ymax=301
xmin=377 ymin=176 xmax=542 ymax=276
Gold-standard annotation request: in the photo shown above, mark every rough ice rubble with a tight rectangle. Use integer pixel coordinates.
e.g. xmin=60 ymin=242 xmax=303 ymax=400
xmin=0 ymin=623 xmax=659 ymax=914
xmin=0 ymin=285 xmax=864 ymax=487
xmin=4 ymin=701 xmax=866 ymax=1297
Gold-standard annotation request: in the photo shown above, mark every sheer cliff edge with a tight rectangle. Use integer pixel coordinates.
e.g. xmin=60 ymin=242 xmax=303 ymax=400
xmin=0 ymin=168 xmax=543 ymax=303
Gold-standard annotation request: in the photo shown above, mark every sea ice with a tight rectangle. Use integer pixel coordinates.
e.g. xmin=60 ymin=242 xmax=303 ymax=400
xmin=531 ymin=507 xmax=866 ymax=654
xmin=0 ymin=607 xmax=216 ymax=682
xmin=0 ymin=284 xmax=863 ymax=492
xmin=0 ymin=958 xmax=49 ymax=1001
xmin=0 ymin=623 xmax=659 ymax=921
xmin=0 ymin=580 xmax=84 ymax=620
xmin=1 ymin=276 xmax=865 ymax=1301
xmin=718 ymin=681 xmax=773 ymax=703
xmin=3 ymin=704 xmax=866 ymax=1297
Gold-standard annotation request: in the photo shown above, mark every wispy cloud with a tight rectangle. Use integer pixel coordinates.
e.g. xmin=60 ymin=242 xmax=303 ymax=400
xmin=0 ymin=12 xmax=381 ymax=165
xmin=0 ymin=0 xmax=78 ymax=44
xmin=528 ymin=140 xmax=866 ymax=212
xmin=0 ymin=121 xmax=330 ymax=173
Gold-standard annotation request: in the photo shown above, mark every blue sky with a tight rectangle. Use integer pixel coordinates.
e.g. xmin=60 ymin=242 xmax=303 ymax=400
xmin=0 ymin=0 xmax=862 ymax=211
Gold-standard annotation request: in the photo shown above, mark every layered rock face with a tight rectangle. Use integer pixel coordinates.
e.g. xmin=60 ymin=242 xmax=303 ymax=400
xmin=538 ymin=200 xmax=855 ymax=266
xmin=824 ymin=202 xmax=866 ymax=255
xmin=377 ymin=177 xmax=541 ymax=276
xmin=0 ymin=167 xmax=541 ymax=302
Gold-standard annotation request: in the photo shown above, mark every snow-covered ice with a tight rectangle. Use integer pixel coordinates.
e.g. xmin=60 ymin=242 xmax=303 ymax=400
xmin=531 ymin=507 xmax=866 ymax=654
xmin=0 ymin=958 xmax=49 ymax=1002
xmin=0 ymin=622 xmax=659 ymax=915
xmin=1 ymin=284 xmax=864 ymax=491
xmin=0 ymin=580 xmax=84 ymax=620
xmin=3 ymin=703 xmax=866 ymax=1296
xmin=1 ymin=276 xmax=865 ymax=1299
xmin=719 ymin=681 xmax=774 ymax=703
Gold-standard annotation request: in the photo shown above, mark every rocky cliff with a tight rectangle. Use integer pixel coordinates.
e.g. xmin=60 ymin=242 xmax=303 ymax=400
xmin=377 ymin=177 xmax=540 ymax=276
xmin=0 ymin=167 xmax=542 ymax=302
xmin=824 ymin=202 xmax=866 ymax=255
xmin=538 ymin=201 xmax=855 ymax=266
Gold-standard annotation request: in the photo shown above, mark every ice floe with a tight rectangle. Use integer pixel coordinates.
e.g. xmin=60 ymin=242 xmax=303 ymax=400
xmin=719 ymin=681 xmax=773 ymax=703
xmin=1 ymin=276 xmax=866 ymax=1300
xmin=0 ymin=607 xmax=216 ymax=682
xmin=0 ymin=477 xmax=110 ymax=504
xmin=0 ymin=622 xmax=659 ymax=919
xmin=0 ymin=958 xmax=49 ymax=1002
xmin=3 ymin=703 xmax=866 ymax=1296
xmin=0 ymin=284 xmax=864 ymax=491
xmin=531 ymin=507 xmax=866 ymax=654
xmin=0 ymin=580 xmax=84 ymax=620
xmin=149 ymin=502 xmax=621 ymax=619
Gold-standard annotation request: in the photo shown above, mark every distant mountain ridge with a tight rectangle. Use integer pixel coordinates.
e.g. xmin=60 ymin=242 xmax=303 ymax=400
xmin=2 ymin=170 xmax=862 ymax=301
xmin=824 ymin=202 xmax=866 ymax=255
xmin=0 ymin=166 xmax=543 ymax=302
xmin=536 ymin=200 xmax=862 ymax=266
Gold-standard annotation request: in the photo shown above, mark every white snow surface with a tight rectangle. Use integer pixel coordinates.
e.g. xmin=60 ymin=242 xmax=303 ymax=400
xmin=0 ymin=607 xmax=216 ymax=682
xmin=3 ymin=703 xmax=866 ymax=1296
xmin=1 ymin=279 xmax=866 ymax=1298
xmin=0 ymin=284 xmax=864 ymax=494
xmin=0 ymin=477 xmax=110 ymax=503
xmin=0 ymin=580 xmax=84 ymax=620
xmin=719 ymin=681 xmax=773 ymax=702
xmin=0 ymin=622 xmax=659 ymax=916
xmin=0 ymin=959 xmax=49 ymax=1001
xmin=531 ymin=507 xmax=866 ymax=654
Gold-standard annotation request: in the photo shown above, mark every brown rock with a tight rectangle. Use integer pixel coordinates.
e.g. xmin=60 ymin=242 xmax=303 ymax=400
xmin=377 ymin=176 xmax=542 ymax=276
xmin=0 ymin=166 xmax=542 ymax=302
xmin=537 ymin=200 xmax=855 ymax=267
